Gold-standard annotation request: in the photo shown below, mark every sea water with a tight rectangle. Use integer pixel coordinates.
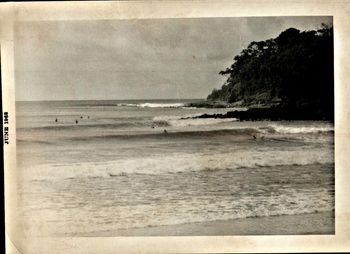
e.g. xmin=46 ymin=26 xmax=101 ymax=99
xmin=15 ymin=100 xmax=334 ymax=236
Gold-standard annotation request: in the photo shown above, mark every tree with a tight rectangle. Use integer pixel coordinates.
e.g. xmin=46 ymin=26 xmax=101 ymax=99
xmin=207 ymin=25 xmax=333 ymax=114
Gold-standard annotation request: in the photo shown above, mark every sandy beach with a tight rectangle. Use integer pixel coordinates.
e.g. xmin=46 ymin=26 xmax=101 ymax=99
xmin=77 ymin=211 xmax=334 ymax=237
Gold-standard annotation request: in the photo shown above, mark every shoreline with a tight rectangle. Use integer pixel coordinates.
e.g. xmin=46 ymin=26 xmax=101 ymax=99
xmin=76 ymin=211 xmax=334 ymax=237
xmin=184 ymin=101 xmax=333 ymax=121
xmin=190 ymin=106 xmax=333 ymax=121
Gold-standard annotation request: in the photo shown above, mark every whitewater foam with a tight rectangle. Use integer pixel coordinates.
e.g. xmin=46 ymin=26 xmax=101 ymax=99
xmin=23 ymin=146 xmax=334 ymax=181
xmin=153 ymin=115 xmax=238 ymax=127
xmin=267 ymin=124 xmax=334 ymax=134
xmin=117 ymin=102 xmax=185 ymax=108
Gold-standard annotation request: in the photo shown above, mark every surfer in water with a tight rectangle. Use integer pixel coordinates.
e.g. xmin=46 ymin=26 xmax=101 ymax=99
xmin=76 ymin=120 xmax=78 ymax=124
xmin=253 ymin=135 xmax=265 ymax=140
xmin=163 ymin=129 xmax=168 ymax=134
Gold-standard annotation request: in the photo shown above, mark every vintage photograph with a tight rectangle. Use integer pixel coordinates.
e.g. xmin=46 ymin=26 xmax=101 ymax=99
xmin=13 ymin=16 xmax=334 ymax=237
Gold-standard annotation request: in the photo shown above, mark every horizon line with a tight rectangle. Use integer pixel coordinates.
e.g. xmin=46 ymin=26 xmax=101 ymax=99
xmin=15 ymin=98 xmax=205 ymax=102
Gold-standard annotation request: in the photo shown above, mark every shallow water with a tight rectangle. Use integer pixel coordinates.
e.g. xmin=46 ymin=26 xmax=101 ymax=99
xmin=16 ymin=100 xmax=334 ymax=236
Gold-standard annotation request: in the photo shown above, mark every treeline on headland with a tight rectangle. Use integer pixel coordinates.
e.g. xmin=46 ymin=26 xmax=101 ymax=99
xmin=190 ymin=24 xmax=334 ymax=121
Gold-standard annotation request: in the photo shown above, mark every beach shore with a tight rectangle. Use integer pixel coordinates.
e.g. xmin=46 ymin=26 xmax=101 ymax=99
xmin=79 ymin=211 xmax=334 ymax=237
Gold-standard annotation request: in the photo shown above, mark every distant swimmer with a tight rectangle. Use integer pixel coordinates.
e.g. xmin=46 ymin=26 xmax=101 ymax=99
xmin=253 ymin=135 xmax=257 ymax=140
xmin=151 ymin=125 xmax=155 ymax=129
xmin=76 ymin=120 xmax=78 ymax=124
xmin=55 ymin=118 xmax=58 ymax=123
xmin=80 ymin=116 xmax=83 ymax=119
xmin=163 ymin=129 xmax=168 ymax=134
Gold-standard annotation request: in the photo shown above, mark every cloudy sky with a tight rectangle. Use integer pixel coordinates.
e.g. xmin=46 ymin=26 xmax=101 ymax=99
xmin=14 ymin=16 xmax=332 ymax=101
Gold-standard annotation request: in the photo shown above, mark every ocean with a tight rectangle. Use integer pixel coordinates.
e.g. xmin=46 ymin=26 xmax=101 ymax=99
xmin=15 ymin=99 xmax=335 ymax=236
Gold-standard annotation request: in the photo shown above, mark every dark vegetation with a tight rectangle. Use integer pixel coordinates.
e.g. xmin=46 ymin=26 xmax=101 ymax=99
xmin=194 ymin=24 xmax=334 ymax=121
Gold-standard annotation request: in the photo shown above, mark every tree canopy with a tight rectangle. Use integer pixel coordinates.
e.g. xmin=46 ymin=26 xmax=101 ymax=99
xmin=207 ymin=24 xmax=334 ymax=113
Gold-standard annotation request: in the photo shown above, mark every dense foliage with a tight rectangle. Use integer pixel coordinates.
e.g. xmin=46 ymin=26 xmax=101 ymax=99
xmin=207 ymin=24 xmax=333 ymax=112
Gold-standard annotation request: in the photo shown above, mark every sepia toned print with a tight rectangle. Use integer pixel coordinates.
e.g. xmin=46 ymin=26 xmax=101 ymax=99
xmin=13 ymin=16 xmax=335 ymax=237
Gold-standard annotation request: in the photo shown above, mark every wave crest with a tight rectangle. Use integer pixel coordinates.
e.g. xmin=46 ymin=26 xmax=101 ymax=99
xmin=24 ymin=148 xmax=334 ymax=181
xmin=117 ymin=102 xmax=185 ymax=108
xmin=266 ymin=124 xmax=334 ymax=134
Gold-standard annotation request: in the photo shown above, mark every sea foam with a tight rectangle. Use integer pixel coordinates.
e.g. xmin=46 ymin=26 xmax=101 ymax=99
xmin=23 ymin=146 xmax=334 ymax=181
xmin=117 ymin=102 xmax=185 ymax=108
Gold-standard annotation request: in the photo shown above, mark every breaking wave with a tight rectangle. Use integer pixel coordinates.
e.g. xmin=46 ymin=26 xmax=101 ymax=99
xmin=117 ymin=102 xmax=185 ymax=108
xmin=266 ymin=124 xmax=334 ymax=134
xmin=24 ymin=148 xmax=334 ymax=181
xmin=19 ymin=121 xmax=334 ymax=142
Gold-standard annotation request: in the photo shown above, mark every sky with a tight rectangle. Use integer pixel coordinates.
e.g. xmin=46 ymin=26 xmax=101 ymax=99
xmin=14 ymin=16 xmax=332 ymax=101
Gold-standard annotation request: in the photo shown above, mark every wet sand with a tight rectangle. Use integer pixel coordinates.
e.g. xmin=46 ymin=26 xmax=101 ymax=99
xmin=80 ymin=211 xmax=334 ymax=236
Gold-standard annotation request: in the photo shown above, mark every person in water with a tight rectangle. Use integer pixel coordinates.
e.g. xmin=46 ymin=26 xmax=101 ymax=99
xmin=163 ymin=129 xmax=168 ymax=134
xmin=76 ymin=120 xmax=78 ymax=124
xmin=55 ymin=118 xmax=58 ymax=123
